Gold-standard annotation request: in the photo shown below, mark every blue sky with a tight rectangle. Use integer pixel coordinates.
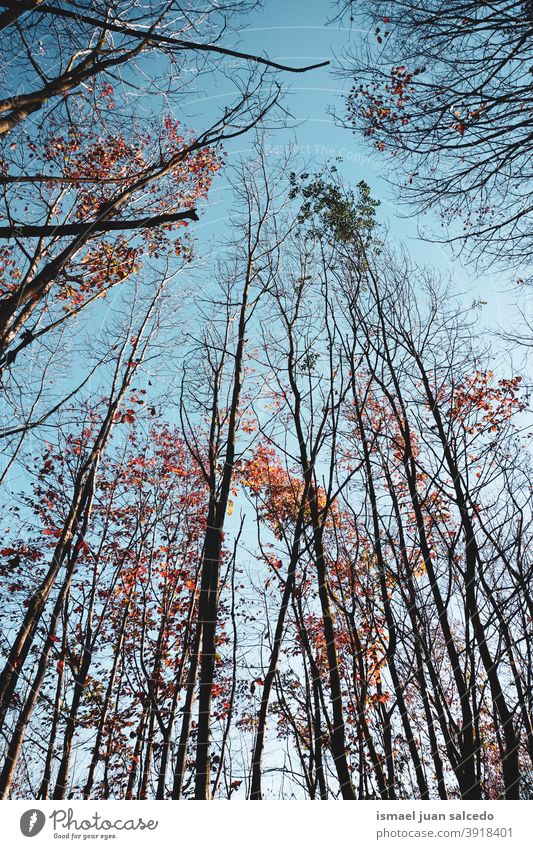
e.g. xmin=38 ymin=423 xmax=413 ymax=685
xmin=170 ymin=0 xmax=526 ymax=344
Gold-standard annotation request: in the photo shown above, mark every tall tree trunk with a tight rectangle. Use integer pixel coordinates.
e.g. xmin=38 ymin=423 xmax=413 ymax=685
xmin=417 ymin=359 xmax=521 ymax=798
xmin=353 ymin=393 xmax=429 ymax=798
xmin=0 ymin=566 xmax=73 ymax=797
xmin=194 ymin=266 xmax=252 ymax=799
xmin=83 ymin=603 xmax=129 ymax=799
xmin=52 ymin=625 xmax=94 ymax=799
xmin=250 ymin=489 xmax=309 ymax=798
xmin=38 ymin=595 xmax=69 ymax=799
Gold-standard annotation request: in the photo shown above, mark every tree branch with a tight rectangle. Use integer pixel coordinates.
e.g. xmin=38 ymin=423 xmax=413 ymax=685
xmin=0 ymin=209 xmax=199 ymax=239
xmin=0 ymin=2 xmax=329 ymax=73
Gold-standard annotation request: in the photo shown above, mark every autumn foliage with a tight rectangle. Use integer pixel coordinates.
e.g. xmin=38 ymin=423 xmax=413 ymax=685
xmin=0 ymin=0 xmax=531 ymax=804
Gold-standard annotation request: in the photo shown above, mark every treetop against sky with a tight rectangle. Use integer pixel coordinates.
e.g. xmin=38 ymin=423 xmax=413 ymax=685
xmin=0 ymin=0 xmax=531 ymax=801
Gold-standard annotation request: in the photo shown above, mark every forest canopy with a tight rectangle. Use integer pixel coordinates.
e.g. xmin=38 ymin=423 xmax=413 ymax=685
xmin=0 ymin=0 xmax=531 ymax=802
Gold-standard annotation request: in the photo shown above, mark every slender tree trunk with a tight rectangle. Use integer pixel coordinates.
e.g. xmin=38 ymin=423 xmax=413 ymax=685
xmin=38 ymin=594 xmax=69 ymax=799
xmin=417 ymin=359 xmax=521 ymax=798
xmin=83 ymin=604 xmax=129 ymax=799
xmin=194 ymin=266 xmax=252 ymax=799
xmin=0 ymin=466 xmax=94 ymax=730
xmin=0 ymin=567 xmax=73 ymax=797
xmin=52 ymin=634 xmax=93 ymax=799
xmin=366 ymin=329 xmax=480 ymax=797
xmin=171 ymin=624 xmax=201 ymax=798
xmin=311 ymin=672 xmax=328 ymax=799
xmin=125 ymin=708 xmax=148 ymax=799
xmin=307 ymin=500 xmax=355 ymax=798
xmin=250 ymin=489 xmax=309 ymax=798
xmin=353 ymin=394 xmax=429 ymax=798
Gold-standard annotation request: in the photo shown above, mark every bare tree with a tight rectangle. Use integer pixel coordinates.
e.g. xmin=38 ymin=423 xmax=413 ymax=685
xmin=338 ymin=0 xmax=533 ymax=274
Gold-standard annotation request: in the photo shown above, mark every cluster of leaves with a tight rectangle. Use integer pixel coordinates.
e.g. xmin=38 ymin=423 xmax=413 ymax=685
xmin=289 ymin=170 xmax=380 ymax=248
